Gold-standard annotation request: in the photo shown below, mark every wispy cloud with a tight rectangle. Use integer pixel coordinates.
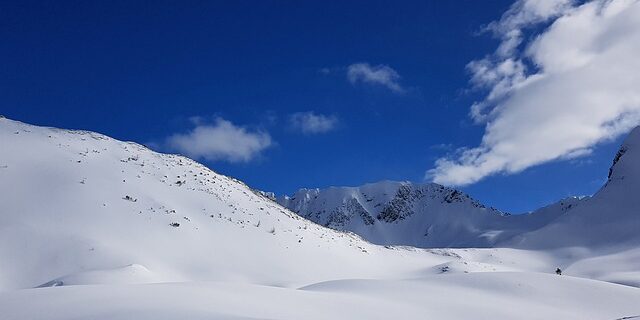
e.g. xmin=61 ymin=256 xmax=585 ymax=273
xmin=347 ymin=63 xmax=405 ymax=93
xmin=429 ymin=0 xmax=640 ymax=186
xmin=166 ymin=117 xmax=272 ymax=163
xmin=289 ymin=111 xmax=338 ymax=134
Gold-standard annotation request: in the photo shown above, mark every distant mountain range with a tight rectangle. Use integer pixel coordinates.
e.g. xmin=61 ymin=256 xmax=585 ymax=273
xmin=278 ymin=127 xmax=640 ymax=249
xmin=277 ymin=181 xmax=585 ymax=248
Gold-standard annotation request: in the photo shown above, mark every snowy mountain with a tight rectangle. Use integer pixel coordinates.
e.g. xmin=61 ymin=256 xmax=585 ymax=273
xmin=1 ymin=117 xmax=639 ymax=319
xmin=0 ymin=116 xmax=434 ymax=290
xmin=277 ymin=181 xmax=588 ymax=248
xmin=278 ymin=127 xmax=640 ymax=253
xmin=510 ymin=126 xmax=640 ymax=249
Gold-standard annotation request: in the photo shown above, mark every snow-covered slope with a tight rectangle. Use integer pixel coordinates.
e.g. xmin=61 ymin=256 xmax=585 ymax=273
xmin=0 ymin=117 xmax=443 ymax=290
xmin=510 ymin=126 xmax=640 ymax=249
xmin=3 ymin=272 xmax=640 ymax=320
xmin=277 ymin=181 xmax=586 ymax=248
xmin=1 ymin=117 xmax=639 ymax=319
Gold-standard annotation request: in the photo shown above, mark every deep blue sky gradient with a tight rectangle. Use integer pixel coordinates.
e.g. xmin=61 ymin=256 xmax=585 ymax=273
xmin=1 ymin=1 xmax=624 ymax=212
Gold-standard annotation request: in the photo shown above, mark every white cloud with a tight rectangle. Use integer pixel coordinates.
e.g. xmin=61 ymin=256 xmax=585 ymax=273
xmin=487 ymin=0 xmax=575 ymax=57
xmin=289 ymin=112 xmax=338 ymax=134
xmin=166 ymin=117 xmax=272 ymax=163
xmin=347 ymin=63 xmax=405 ymax=93
xmin=429 ymin=0 xmax=640 ymax=186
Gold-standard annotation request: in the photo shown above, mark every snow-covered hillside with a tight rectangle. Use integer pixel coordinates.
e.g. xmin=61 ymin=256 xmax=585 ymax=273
xmin=277 ymin=181 xmax=588 ymax=248
xmin=1 ymin=117 xmax=639 ymax=319
xmin=4 ymin=272 xmax=640 ymax=320
xmin=510 ymin=126 xmax=640 ymax=249
xmin=0 ymin=116 xmax=437 ymax=290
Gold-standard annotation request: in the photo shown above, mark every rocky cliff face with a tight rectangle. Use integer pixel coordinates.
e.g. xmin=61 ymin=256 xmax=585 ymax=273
xmin=277 ymin=181 xmax=567 ymax=248
xmin=279 ymin=127 xmax=640 ymax=250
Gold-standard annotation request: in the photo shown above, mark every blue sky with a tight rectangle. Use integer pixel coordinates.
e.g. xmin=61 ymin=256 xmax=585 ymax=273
xmin=2 ymin=0 xmax=636 ymax=213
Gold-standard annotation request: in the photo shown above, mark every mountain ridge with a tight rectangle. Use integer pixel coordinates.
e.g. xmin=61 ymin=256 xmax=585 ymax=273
xmin=277 ymin=128 xmax=640 ymax=249
xmin=509 ymin=126 xmax=640 ymax=249
xmin=276 ymin=180 xmax=576 ymax=248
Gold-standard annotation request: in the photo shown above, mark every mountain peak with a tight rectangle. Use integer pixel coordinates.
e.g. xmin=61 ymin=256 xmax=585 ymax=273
xmin=607 ymin=126 xmax=640 ymax=183
xmin=277 ymin=180 xmax=521 ymax=248
xmin=510 ymin=126 xmax=640 ymax=249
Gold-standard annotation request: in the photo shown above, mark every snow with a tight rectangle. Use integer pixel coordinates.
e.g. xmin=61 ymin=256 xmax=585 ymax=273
xmin=0 ymin=117 xmax=439 ymax=290
xmin=1 ymin=117 xmax=639 ymax=319
xmin=277 ymin=128 xmax=640 ymax=252
xmin=277 ymin=181 xmax=587 ymax=248
xmin=509 ymin=126 xmax=640 ymax=249
xmin=1 ymin=273 xmax=639 ymax=320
